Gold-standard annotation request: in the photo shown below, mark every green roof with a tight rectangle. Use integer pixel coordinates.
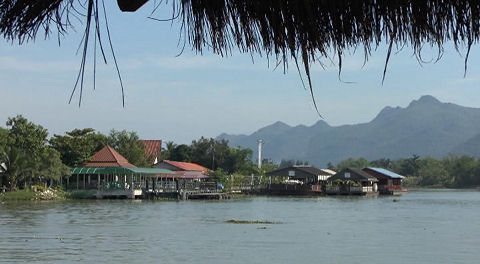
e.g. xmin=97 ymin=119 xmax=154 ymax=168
xmin=70 ymin=167 xmax=174 ymax=175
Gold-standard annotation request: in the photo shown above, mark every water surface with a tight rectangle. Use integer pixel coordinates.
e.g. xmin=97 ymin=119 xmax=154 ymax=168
xmin=1 ymin=190 xmax=479 ymax=263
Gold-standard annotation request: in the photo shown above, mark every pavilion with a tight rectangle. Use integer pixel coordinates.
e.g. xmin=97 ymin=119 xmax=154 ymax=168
xmin=68 ymin=146 xmax=174 ymax=198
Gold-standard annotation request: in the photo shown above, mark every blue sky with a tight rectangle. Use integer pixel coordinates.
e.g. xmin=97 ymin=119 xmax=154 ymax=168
xmin=1 ymin=1 xmax=480 ymax=144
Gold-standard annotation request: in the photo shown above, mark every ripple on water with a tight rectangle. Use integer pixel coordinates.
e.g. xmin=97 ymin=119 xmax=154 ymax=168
xmin=1 ymin=190 xmax=480 ymax=263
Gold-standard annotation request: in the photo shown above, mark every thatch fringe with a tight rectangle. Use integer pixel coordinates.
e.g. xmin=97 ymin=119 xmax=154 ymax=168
xmin=2 ymin=0 xmax=480 ymax=105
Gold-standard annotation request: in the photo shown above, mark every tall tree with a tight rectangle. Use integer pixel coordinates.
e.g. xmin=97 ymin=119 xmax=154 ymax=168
xmin=168 ymin=144 xmax=192 ymax=163
xmin=418 ymin=157 xmax=452 ymax=186
xmin=38 ymin=148 xmax=71 ymax=186
xmin=5 ymin=115 xmax=48 ymax=188
xmin=107 ymin=130 xmax=149 ymax=167
xmin=50 ymin=128 xmax=107 ymax=167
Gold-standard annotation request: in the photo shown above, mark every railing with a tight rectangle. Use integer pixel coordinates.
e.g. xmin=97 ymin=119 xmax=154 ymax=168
xmin=326 ymin=185 xmax=364 ymax=193
xmin=362 ymin=186 xmax=373 ymax=193
xmin=379 ymin=184 xmax=403 ymax=191
xmin=326 ymin=186 xmax=340 ymax=192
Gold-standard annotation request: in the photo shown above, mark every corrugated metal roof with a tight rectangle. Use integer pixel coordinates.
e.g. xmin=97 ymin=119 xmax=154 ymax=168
xmin=71 ymin=167 xmax=174 ymax=175
xmin=320 ymin=169 xmax=336 ymax=175
xmin=366 ymin=167 xmax=405 ymax=179
xmin=328 ymin=168 xmax=378 ymax=182
xmin=141 ymin=140 xmax=162 ymax=164
xmin=163 ymin=160 xmax=209 ymax=172
xmin=84 ymin=146 xmax=136 ymax=168
xmin=266 ymin=166 xmax=332 ymax=177
xmin=128 ymin=167 xmax=173 ymax=174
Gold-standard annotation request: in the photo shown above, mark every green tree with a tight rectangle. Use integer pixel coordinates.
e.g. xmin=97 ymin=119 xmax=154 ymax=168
xmin=278 ymin=159 xmax=310 ymax=169
xmin=1 ymin=146 xmax=29 ymax=190
xmin=190 ymin=137 xmax=215 ymax=168
xmin=0 ymin=126 xmax=7 ymax=154
xmin=370 ymin=158 xmax=393 ymax=169
xmin=418 ymin=157 xmax=452 ymax=186
xmin=0 ymin=126 xmax=8 ymax=187
xmin=107 ymin=130 xmax=149 ymax=167
xmin=161 ymin=141 xmax=177 ymax=160
xmin=443 ymin=155 xmax=479 ymax=187
xmin=336 ymin=157 xmax=370 ymax=171
xmin=7 ymin=115 xmax=48 ymax=159
xmin=5 ymin=115 xmax=49 ymax=189
xmin=38 ymin=148 xmax=71 ymax=186
xmin=396 ymin=154 xmax=421 ymax=176
xmin=326 ymin=162 xmax=336 ymax=170
xmin=168 ymin=144 xmax=193 ymax=162
xmin=50 ymin=128 xmax=107 ymax=167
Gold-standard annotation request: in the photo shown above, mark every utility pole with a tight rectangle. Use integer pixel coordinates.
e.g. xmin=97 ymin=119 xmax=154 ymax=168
xmin=258 ymin=139 xmax=263 ymax=169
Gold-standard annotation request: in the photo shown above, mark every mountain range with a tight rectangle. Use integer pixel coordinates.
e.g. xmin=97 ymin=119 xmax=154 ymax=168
xmin=217 ymin=95 xmax=480 ymax=166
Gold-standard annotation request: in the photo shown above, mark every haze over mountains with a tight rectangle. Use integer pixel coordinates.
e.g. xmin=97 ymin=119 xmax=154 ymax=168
xmin=217 ymin=95 xmax=480 ymax=166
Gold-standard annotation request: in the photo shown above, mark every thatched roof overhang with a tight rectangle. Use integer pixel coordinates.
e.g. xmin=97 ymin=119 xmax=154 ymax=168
xmin=2 ymin=0 xmax=480 ymax=104
xmin=3 ymin=1 xmax=479 ymax=61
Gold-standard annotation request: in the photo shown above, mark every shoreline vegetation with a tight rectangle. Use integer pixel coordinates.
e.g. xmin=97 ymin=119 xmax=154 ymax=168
xmin=0 ymin=187 xmax=97 ymax=202
xmin=2 ymin=115 xmax=480 ymax=198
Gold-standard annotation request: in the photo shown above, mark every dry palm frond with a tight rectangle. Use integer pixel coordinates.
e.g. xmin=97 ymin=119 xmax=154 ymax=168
xmin=1 ymin=0 xmax=480 ymax=107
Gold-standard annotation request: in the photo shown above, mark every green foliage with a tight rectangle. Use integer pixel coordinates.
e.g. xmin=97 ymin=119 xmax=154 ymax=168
xmin=0 ymin=190 xmax=36 ymax=201
xmin=162 ymin=137 xmax=258 ymax=175
xmin=2 ymin=115 xmax=68 ymax=190
xmin=38 ymin=148 xmax=71 ymax=182
xmin=336 ymin=157 xmax=370 ymax=171
xmin=442 ymin=155 xmax=480 ymax=187
xmin=402 ymin=176 xmax=421 ymax=187
xmin=7 ymin=115 xmax=48 ymax=159
xmin=50 ymin=128 xmax=106 ymax=167
xmin=278 ymin=159 xmax=310 ymax=169
xmin=107 ymin=130 xmax=149 ymax=167
xmin=0 ymin=126 xmax=8 ymax=154
xmin=168 ymin=144 xmax=193 ymax=162
xmin=335 ymin=154 xmax=480 ymax=188
xmin=418 ymin=157 xmax=451 ymax=186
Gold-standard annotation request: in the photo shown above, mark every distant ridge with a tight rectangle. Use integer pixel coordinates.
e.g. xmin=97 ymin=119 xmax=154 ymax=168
xmin=217 ymin=96 xmax=480 ymax=166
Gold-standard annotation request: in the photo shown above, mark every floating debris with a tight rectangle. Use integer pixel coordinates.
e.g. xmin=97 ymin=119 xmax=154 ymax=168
xmin=225 ymin=219 xmax=282 ymax=224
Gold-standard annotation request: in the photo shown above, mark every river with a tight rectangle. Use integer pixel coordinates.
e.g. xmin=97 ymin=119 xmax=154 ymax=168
xmin=1 ymin=190 xmax=479 ymax=263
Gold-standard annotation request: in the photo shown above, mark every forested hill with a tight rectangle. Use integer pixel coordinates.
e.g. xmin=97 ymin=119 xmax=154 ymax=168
xmin=217 ymin=95 xmax=480 ymax=167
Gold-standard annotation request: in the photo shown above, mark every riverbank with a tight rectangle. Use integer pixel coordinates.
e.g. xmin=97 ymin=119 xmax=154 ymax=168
xmin=0 ymin=188 xmax=98 ymax=202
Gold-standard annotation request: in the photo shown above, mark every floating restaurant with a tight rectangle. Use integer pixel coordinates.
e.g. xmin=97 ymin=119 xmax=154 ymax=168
xmin=362 ymin=167 xmax=407 ymax=195
xmin=67 ymin=145 xmax=225 ymax=199
xmin=261 ymin=165 xmax=407 ymax=196
xmin=326 ymin=168 xmax=379 ymax=196
xmin=264 ymin=165 xmax=336 ymax=195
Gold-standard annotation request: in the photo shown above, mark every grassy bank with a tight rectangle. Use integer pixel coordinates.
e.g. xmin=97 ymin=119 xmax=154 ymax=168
xmin=0 ymin=187 xmax=97 ymax=201
xmin=0 ymin=190 xmax=36 ymax=201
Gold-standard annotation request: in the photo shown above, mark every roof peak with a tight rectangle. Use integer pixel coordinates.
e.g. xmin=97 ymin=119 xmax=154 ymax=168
xmin=84 ymin=145 xmax=136 ymax=167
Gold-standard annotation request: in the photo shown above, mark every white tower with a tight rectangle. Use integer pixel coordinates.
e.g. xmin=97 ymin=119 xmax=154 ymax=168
xmin=258 ymin=139 xmax=263 ymax=169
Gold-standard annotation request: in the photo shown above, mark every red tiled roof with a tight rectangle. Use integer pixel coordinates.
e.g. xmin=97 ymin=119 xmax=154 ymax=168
xmin=164 ymin=160 xmax=209 ymax=172
xmin=141 ymin=140 xmax=162 ymax=164
xmin=84 ymin=146 xmax=136 ymax=167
